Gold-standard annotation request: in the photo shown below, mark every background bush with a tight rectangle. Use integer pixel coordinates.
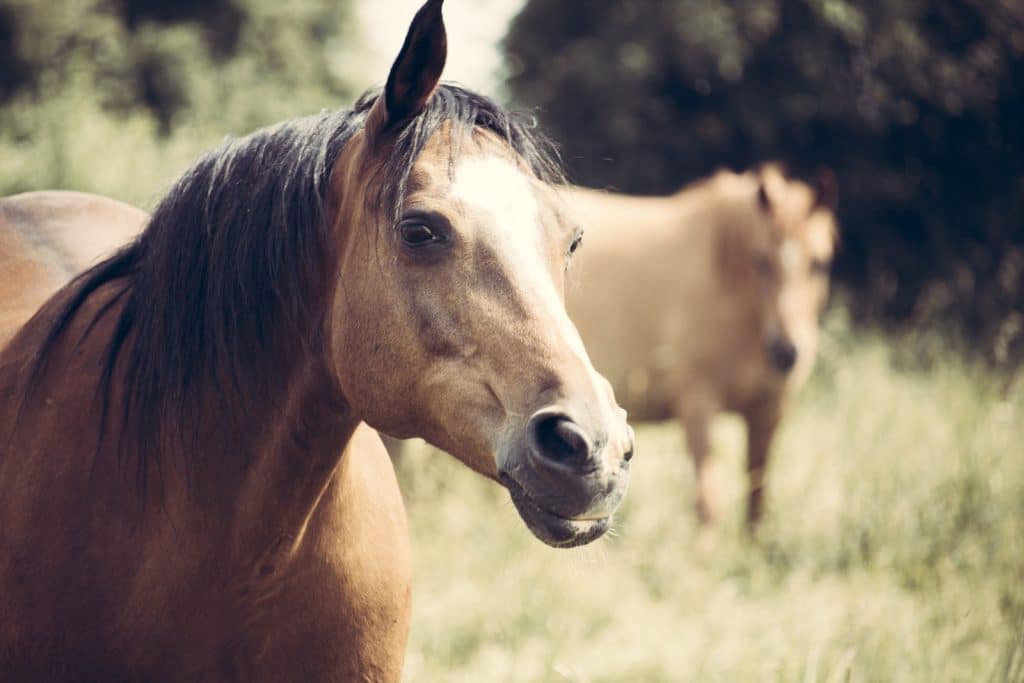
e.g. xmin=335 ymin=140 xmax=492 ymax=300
xmin=504 ymin=0 xmax=1024 ymax=362
xmin=0 ymin=0 xmax=355 ymax=204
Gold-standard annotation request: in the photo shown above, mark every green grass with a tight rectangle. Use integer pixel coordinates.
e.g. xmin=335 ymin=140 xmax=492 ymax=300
xmin=396 ymin=323 xmax=1024 ymax=682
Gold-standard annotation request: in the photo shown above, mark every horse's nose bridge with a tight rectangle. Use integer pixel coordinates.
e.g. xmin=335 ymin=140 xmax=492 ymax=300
xmin=776 ymin=275 xmax=814 ymax=332
xmin=761 ymin=287 xmax=797 ymax=349
xmin=553 ymin=350 xmax=617 ymax=429
xmin=504 ymin=269 xmax=628 ymax=458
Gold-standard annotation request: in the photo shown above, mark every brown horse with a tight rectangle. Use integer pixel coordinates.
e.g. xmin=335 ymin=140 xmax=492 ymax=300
xmin=565 ymin=164 xmax=836 ymax=529
xmin=0 ymin=1 xmax=634 ymax=679
xmin=0 ymin=191 xmax=147 ymax=347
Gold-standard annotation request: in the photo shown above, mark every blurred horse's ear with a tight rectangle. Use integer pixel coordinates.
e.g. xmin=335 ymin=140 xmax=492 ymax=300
xmin=757 ymin=180 xmax=771 ymax=212
xmin=365 ymin=0 xmax=447 ymax=141
xmin=813 ymin=166 xmax=839 ymax=211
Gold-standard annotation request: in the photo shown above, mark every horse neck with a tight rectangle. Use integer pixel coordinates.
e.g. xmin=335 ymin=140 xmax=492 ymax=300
xmin=76 ymin=277 xmax=361 ymax=563
xmin=570 ymin=186 xmax=680 ymax=232
xmin=223 ymin=353 xmax=358 ymax=561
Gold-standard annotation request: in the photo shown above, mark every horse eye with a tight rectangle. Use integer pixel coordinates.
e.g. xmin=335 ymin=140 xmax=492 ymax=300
xmin=400 ymin=222 xmax=438 ymax=248
xmin=568 ymin=231 xmax=584 ymax=257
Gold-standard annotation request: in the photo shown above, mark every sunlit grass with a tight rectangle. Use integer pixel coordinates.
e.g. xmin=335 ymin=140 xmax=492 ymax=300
xmin=397 ymin=323 xmax=1024 ymax=682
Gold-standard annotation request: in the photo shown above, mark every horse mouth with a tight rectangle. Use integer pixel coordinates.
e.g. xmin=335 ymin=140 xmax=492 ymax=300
xmin=499 ymin=473 xmax=611 ymax=548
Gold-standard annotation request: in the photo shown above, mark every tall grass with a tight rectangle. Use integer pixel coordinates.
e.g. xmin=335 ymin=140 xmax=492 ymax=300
xmin=397 ymin=320 xmax=1024 ymax=682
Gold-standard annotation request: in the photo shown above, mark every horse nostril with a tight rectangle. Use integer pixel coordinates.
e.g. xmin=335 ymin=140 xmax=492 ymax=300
xmin=530 ymin=413 xmax=592 ymax=468
xmin=770 ymin=341 xmax=798 ymax=373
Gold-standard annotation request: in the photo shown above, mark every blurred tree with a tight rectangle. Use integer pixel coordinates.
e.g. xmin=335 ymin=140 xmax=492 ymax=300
xmin=506 ymin=0 xmax=1024 ymax=360
xmin=0 ymin=0 xmax=355 ymax=132
xmin=0 ymin=3 xmax=28 ymax=99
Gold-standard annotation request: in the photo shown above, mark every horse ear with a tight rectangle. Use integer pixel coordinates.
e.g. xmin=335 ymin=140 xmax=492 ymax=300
xmin=756 ymin=179 xmax=771 ymax=212
xmin=813 ymin=166 xmax=839 ymax=210
xmin=365 ymin=0 xmax=447 ymax=140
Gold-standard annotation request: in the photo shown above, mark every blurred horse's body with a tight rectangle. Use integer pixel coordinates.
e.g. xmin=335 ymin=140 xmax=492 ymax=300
xmin=0 ymin=2 xmax=634 ymax=679
xmin=0 ymin=191 xmax=146 ymax=346
xmin=566 ymin=165 xmax=837 ymax=527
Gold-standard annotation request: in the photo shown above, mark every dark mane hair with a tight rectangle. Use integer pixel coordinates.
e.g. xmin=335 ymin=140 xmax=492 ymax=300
xmin=24 ymin=83 xmax=563 ymax=483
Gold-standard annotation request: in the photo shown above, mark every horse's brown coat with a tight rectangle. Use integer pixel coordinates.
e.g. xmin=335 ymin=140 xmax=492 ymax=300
xmin=566 ymin=165 xmax=837 ymax=527
xmin=0 ymin=1 xmax=632 ymax=679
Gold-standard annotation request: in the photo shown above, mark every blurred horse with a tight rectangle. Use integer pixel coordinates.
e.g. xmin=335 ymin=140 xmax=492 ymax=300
xmin=0 ymin=1 xmax=634 ymax=679
xmin=566 ymin=164 xmax=837 ymax=529
xmin=0 ymin=191 xmax=146 ymax=346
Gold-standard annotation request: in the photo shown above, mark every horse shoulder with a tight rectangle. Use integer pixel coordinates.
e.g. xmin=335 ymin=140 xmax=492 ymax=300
xmin=245 ymin=424 xmax=411 ymax=682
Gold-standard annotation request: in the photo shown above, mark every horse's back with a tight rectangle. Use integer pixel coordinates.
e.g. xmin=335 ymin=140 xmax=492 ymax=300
xmin=0 ymin=191 xmax=147 ymax=345
xmin=565 ymin=182 xmax=741 ymax=418
xmin=0 ymin=191 xmax=147 ymax=267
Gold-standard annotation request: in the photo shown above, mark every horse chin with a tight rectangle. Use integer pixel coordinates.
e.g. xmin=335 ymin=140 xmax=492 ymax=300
xmin=500 ymin=473 xmax=612 ymax=548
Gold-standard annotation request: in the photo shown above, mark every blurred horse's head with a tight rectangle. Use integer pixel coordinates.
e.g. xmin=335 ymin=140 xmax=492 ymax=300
xmin=715 ymin=163 xmax=838 ymax=385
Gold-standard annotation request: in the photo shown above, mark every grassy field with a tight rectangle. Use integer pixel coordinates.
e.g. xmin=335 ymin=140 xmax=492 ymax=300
xmin=396 ymin=321 xmax=1024 ymax=682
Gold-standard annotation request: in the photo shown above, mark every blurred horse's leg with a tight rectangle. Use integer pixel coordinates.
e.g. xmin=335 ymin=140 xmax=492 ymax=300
xmin=744 ymin=400 xmax=781 ymax=531
xmin=679 ymin=393 xmax=720 ymax=525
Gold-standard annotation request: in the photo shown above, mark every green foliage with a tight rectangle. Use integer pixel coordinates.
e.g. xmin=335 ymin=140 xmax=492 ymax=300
xmin=0 ymin=0 xmax=355 ymax=127
xmin=0 ymin=0 xmax=357 ymax=206
xmin=505 ymin=0 xmax=1024 ymax=360
xmin=398 ymin=323 xmax=1024 ymax=681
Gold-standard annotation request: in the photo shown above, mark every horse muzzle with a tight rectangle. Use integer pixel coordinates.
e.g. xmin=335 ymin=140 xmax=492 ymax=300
xmin=498 ymin=407 xmax=633 ymax=548
xmin=768 ymin=336 xmax=799 ymax=374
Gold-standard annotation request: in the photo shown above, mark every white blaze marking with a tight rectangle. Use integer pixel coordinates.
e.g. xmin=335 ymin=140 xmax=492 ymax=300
xmin=810 ymin=220 xmax=834 ymax=256
xmin=452 ymin=155 xmax=622 ymax=464
xmin=451 ymin=154 xmax=544 ymax=280
xmin=451 ymin=155 xmax=536 ymax=211
xmin=450 ymin=154 xmax=592 ymax=360
xmin=780 ymin=238 xmax=802 ymax=275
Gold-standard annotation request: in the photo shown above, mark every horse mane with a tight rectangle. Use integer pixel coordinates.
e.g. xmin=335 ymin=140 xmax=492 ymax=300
xmin=22 ymin=83 xmax=563 ymax=485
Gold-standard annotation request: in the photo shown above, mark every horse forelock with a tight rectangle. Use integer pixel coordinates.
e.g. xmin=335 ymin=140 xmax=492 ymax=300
xmin=18 ymin=82 xmax=563 ymax=493
xmin=360 ymin=83 xmax=564 ymax=224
